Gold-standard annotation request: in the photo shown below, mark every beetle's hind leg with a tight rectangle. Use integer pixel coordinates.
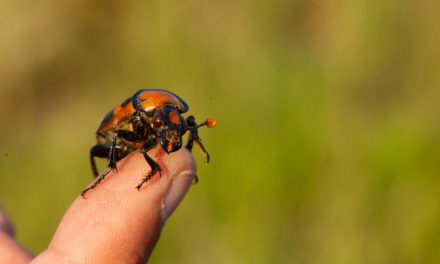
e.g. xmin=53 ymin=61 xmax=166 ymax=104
xmin=81 ymin=167 xmax=111 ymax=198
xmin=136 ymin=139 xmax=161 ymax=190
xmin=90 ymin=144 xmax=113 ymax=178
xmin=83 ymin=143 xmax=123 ymax=198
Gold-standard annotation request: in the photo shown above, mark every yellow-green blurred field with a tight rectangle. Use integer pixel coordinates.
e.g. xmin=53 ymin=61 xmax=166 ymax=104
xmin=1 ymin=1 xmax=440 ymax=263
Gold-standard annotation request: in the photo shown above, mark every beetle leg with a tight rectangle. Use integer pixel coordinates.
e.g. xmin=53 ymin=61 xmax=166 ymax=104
xmin=107 ymin=130 xmax=139 ymax=173
xmin=90 ymin=144 xmax=111 ymax=178
xmin=108 ymin=129 xmax=147 ymax=175
xmin=136 ymin=139 xmax=161 ymax=190
xmin=84 ymin=140 xmax=128 ymax=197
xmin=185 ymin=116 xmax=197 ymax=151
xmin=185 ymin=116 xmax=210 ymax=163
xmin=81 ymin=167 xmax=112 ymax=198
xmin=108 ymin=136 xmax=119 ymax=173
xmin=193 ymin=137 xmax=210 ymax=163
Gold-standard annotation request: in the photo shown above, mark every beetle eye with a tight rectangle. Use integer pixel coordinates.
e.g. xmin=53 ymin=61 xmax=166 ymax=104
xmin=152 ymin=114 xmax=163 ymax=128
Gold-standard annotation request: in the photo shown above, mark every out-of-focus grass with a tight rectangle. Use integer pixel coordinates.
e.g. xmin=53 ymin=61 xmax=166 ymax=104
xmin=1 ymin=1 xmax=440 ymax=263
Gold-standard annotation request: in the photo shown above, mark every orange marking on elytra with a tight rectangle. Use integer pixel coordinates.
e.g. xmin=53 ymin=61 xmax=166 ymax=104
xmin=99 ymin=101 xmax=136 ymax=132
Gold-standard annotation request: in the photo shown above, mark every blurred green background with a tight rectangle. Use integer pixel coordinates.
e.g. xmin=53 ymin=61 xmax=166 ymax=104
xmin=1 ymin=0 xmax=440 ymax=263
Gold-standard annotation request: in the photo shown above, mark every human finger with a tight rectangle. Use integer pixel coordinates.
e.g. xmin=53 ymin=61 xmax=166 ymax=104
xmin=0 ymin=206 xmax=33 ymax=264
xmin=32 ymin=146 xmax=196 ymax=264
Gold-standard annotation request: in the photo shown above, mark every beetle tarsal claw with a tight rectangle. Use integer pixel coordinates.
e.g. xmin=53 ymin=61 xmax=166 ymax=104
xmin=194 ymin=139 xmax=210 ymax=163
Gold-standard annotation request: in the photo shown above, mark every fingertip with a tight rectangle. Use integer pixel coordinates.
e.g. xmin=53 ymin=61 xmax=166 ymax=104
xmin=141 ymin=147 xmax=197 ymax=222
xmin=161 ymin=169 xmax=195 ymax=223
xmin=160 ymin=147 xmax=197 ymax=182
xmin=36 ymin=146 xmax=197 ymax=264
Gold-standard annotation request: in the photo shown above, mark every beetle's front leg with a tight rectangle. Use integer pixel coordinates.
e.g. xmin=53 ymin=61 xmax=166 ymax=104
xmin=136 ymin=139 xmax=162 ymax=190
xmin=185 ymin=116 xmax=211 ymax=163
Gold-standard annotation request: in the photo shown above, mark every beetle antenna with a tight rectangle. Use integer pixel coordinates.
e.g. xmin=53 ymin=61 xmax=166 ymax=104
xmin=197 ymin=118 xmax=217 ymax=129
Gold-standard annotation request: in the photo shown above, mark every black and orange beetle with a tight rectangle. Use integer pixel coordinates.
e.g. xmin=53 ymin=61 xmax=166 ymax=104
xmin=81 ymin=89 xmax=216 ymax=197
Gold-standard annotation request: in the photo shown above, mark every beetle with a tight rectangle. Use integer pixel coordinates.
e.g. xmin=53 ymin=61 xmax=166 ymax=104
xmin=81 ymin=89 xmax=216 ymax=198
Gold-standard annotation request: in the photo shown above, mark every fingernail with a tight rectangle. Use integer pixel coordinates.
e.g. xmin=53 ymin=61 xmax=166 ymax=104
xmin=161 ymin=170 xmax=195 ymax=223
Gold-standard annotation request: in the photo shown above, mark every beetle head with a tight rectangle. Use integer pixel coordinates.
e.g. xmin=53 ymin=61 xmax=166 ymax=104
xmin=150 ymin=105 xmax=186 ymax=153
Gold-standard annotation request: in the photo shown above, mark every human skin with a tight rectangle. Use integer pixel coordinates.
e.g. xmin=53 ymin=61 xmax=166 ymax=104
xmin=0 ymin=206 xmax=33 ymax=264
xmin=0 ymin=146 xmax=196 ymax=264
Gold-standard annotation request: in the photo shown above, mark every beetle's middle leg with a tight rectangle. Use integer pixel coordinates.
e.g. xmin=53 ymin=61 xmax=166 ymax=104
xmin=108 ymin=129 xmax=146 ymax=172
xmin=114 ymin=129 xmax=163 ymax=190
